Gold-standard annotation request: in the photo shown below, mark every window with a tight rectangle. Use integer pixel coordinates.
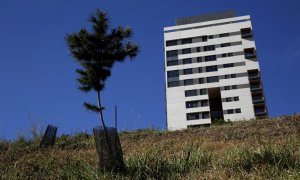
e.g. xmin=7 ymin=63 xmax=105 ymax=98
xmin=204 ymin=45 xmax=215 ymax=52
xmin=167 ymin=70 xmax=179 ymax=78
xmin=204 ymin=55 xmax=217 ymax=62
xmin=185 ymin=90 xmax=197 ymax=97
xmin=225 ymin=75 xmax=230 ymax=79
xmin=199 ymin=78 xmax=204 ymax=84
xmin=184 ymin=79 xmax=193 ymax=86
xmin=232 ymin=85 xmax=238 ymax=89
xmin=223 ymin=63 xmax=234 ymax=68
xmin=207 ymin=76 xmax=219 ymax=83
xmin=224 ymin=86 xmax=230 ymax=90
xmin=201 ymin=100 xmax=209 ymax=107
xmin=181 ymin=38 xmax=192 ymax=44
xmin=167 ymin=50 xmax=178 ymax=57
xmin=231 ymin=74 xmax=237 ymax=78
xmin=226 ymin=97 xmax=232 ymax=102
xmin=183 ymin=68 xmax=193 ymax=75
xmin=197 ymin=57 xmax=202 ymax=62
xmin=228 ymin=53 xmax=233 ymax=57
xmin=228 ymin=109 xmax=234 ymax=114
xmin=168 ymin=81 xmax=179 ymax=87
xmin=222 ymin=54 xmax=227 ymax=58
xmin=187 ymin=113 xmax=200 ymax=120
xmin=198 ymin=67 xmax=203 ymax=73
xmin=200 ymin=89 xmax=207 ymax=95
xmin=206 ymin=65 xmax=218 ymax=72
xmin=202 ymin=112 xmax=210 ymax=119
xmin=208 ymin=35 xmax=214 ymax=39
xmin=182 ymin=48 xmax=191 ymax=54
xmin=234 ymin=96 xmax=239 ymax=101
xmin=166 ymin=40 xmax=177 ymax=47
xmin=202 ymin=36 xmax=208 ymax=42
xmin=167 ymin=60 xmax=178 ymax=66
xmin=221 ymin=43 xmax=231 ymax=47
xmin=219 ymin=33 xmax=229 ymax=37
xmin=186 ymin=101 xmax=199 ymax=108
xmin=236 ymin=109 xmax=241 ymax=113
xmin=183 ymin=58 xmax=192 ymax=64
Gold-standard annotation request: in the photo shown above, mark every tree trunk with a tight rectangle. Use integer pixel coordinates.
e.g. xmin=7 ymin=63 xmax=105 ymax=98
xmin=97 ymin=91 xmax=111 ymax=154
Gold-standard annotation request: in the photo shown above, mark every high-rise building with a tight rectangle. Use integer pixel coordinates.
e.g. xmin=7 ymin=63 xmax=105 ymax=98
xmin=164 ymin=11 xmax=268 ymax=130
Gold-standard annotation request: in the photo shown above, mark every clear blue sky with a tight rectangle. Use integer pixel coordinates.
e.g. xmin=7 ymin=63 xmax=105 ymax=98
xmin=0 ymin=0 xmax=299 ymax=139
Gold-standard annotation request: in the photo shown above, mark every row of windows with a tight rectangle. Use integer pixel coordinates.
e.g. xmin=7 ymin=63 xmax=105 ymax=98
xmin=224 ymin=85 xmax=238 ymax=90
xmin=167 ymin=63 xmax=239 ymax=79
xmin=185 ymin=89 xmax=207 ymax=97
xmin=225 ymin=96 xmax=239 ymax=102
xmin=227 ymin=108 xmax=241 ymax=114
xmin=166 ymin=51 xmax=238 ymax=66
xmin=166 ymin=32 xmax=231 ymax=47
xmin=186 ymin=100 xmax=209 ymax=108
xmin=166 ymin=42 xmax=233 ymax=57
xmin=186 ymin=112 xmax=210 ymax=120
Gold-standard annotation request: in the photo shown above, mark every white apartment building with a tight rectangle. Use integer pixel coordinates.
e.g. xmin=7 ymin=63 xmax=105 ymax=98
xmin=164 ymin=11 xmax=268 ymax=130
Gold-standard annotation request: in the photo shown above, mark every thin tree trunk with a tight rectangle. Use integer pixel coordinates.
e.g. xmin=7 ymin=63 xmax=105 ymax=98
xmin=97 ymin=90 xmax=112 ymax=155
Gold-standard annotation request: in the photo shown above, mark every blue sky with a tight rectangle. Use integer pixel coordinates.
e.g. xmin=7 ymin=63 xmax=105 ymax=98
xmin=0 ymin=0 xmax=299 ymax=139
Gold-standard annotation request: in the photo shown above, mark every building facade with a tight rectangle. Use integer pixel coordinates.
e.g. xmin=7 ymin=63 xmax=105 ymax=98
xmin=164 ymin=11 xmax=267 ymax=130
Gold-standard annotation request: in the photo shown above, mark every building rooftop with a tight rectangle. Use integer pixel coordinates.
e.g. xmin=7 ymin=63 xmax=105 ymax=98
xmin=176 ymin=10 xmax=237 ymax=25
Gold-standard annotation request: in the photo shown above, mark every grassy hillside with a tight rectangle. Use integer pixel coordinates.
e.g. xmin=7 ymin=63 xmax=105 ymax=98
xmin=1 ymin=115 xmax=300 ymax=179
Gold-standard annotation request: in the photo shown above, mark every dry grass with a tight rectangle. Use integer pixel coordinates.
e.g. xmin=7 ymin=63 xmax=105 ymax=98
xmin=1 ymin=115 xmax=300 ymax=179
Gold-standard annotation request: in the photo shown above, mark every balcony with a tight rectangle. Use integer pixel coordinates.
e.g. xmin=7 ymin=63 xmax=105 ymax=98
xmin=241 ymin=28 xmax=253 ymax=38
xmin=244 ymin=48 xmax=256 ymax=59
xmin=250 ymin=84 xmax=262 ymax=92
xmin=252 ymin=96 xmax=264 ymax=104
xmin=255 ymin=109 xmax=267 ymax=116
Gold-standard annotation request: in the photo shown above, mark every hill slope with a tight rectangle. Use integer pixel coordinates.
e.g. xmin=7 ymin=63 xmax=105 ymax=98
xmin=1 ymin=115 xmax=300 ymax=179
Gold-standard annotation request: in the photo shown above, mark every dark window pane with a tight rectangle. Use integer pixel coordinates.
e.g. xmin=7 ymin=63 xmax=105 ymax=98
xmin=221 ymin=43 xmax=231 ymax=47
xmin=208 ymin=35 xmax=214 ymax=39
xmin=167 ymin=60 xmax=178 ymax=66
xmin=219 ymin=33 xmax=229 ymax=37
xmin=183 ymin=68 xmax=193 ymax=75
xmin=228 ymin=53 xmax=233 ymax=57
xmin=231 ymin=74 xmax=237 ymax=78
xmin=168 ymin=81 xmax=179 ymax=87
xmin=201 ymin=100 xmax=209 ymax=107
xmin=232 ymin=85 xmax=238 ymax=89
xmin=167 ymin=70 xmax=179 ymax=78
xmin=200 ymin=89 xmax=207 ymax=95
xmin=167 ymin=50 xmax=178 ymax=57
xmin=206 ymin=65 xmax=218 ymax=72
xmin=202 ymin=112 xmax=210 ymax=119
xmin=236 ymin=109 xmax=241 ymax=113
xmin=198 ymin=67 xmax=203 ymax=73
xmin=199 ymin=78 xmax=204 ymax=84
xmin=204 ymin=45 xmax=215 ymax=52
xmin=226 ymin=97 xmax=232 ymax=102
xmin=207 ymin=76 xmax=219 ymax=83
xmin=187 ymin=113 xmax=200 ymax=120
xmin=202 ymin=36 xmax=207 ymax=42
xmin=186 ymin=101 xmax=199 ymax=108
xmin=181 ymin=38 xmax=192 ymax=44
xmin=197 ymin=47 xmax=201 ymax=52
xmin=222 ymin=54 xmax=227 ymax=58
xmin=225 ymin=75 xmax=230 ymax=79
xmin=166 ymin=40 xmax=177 ymax=47
xmin=182 ymin=48 xmax=191 ymax=54
xmin=223 ymin=63 xmax=234 ymax=68
xmin=228 ymin=109 xmax=234 ymax=114
xmin=185 ymin=90 xmax=197 ymax=97
xmin=183 ymin=58 xmax=192 ymax=64
xmin=197 ymin=57 xmax=202 ymax=62
xmin=184 ymin=79 xmax=193 ymax=86
xmin=204 ymin=55 xmax=217 ymax=62
xmin=234 ymin=96 xmax=239 ymax=101
xmin=224 ymin=86 xmax=230 ymax=90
